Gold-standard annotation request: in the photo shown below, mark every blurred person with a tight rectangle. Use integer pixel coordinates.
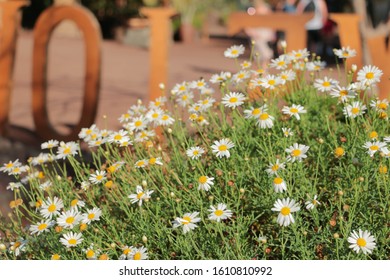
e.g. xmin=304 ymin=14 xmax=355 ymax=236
xmin=296 ymin=0 xmax=328 ymax=54
xmin=245 ymin=0 xmax=276 ymax=68
xmin=276 ymin=0 xmax=297 ymax=12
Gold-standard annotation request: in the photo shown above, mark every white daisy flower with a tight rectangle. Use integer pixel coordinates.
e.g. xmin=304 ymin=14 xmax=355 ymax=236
xmin=198 ymin=97 xmax=215 ymax=111
xmin=186 ymin=146 xmax=205 ymax=160
xmin=128 ymin=246 xmax=148 ymax=260
xmin=363 ymin=141 xmax=387 ymax=157
xmin=82 ymin=207 xmax=102 ymax=224
xmin=306 ymin=61 xmax=326 ymax=72
xmin=209 ymin=71 xmax=231 ymax=84
xmin=6 ymin=182 xmax=23 ymax=191
xmin=78 ymin=124 xmax=99 ymax=141
xmin=172 ymin=212 xmax=201 ymax=234
xmin=148 ymin=157 xmax=163 ymax=166
xmin=56 ymin=208 xmax=82 ymax=229
xmin=281 ymin=104 xmax=307 ymax=120
xmin=176 ymin=91 xmax=194 ymax=107
xmin=256 ymin=111 xmax=274 ymax=129
xmin=128 ymin=185 xmax=154 ymax=206
xmin=272 ymin=177 xmax=287 ymax=193
xmin=125 ymin=116 xmax=148 ymax=132
xmin=158 ymin=114 xmax=175 ymax=126
xmin=146 ymin=107 xmax=164 ymax=124
xmin=313 ymin=77 xmax=338 ymax=92
xmin=149 ymin=96 xmax=166 ymax=109
xmin=221 ymin=92 xmax=246 ymax=109
xmin=279 ymin=69 xmax=296 ymax=82
xmin=84 ymin=244 xmax=100 ymax=260
xmin=357 ymin=65 xmax=383 ymax=85
xmin=107 ymin=129 xmax=130 ymax=144
xmin=348 ymin=229 xmax=376 ymax=255
xmin=119 ymin=246 xmax=134 ymax=260
xmin=9 ymin=239 xmax=27 ymax=257
xmin=197 ymin=175 xmax=214 ymax=191
xmin=224 ymin=44 xmax=245 ymax=58
xmin=172 ymin=82 xmax=189 ymax=95
xmin=232 ymin=70 xmax=250 ymax=84
xmin=89 ymin=170 xmax=107 ymax=185
xmin=0 ymin=159 xmax=21 ymax=173
xmin=269 ymin=55 xmax=290 ymax=70
xmin=240 ymin=60 xmax=252 ymax=69
xmin=330 ymin=85 xmax=356 ymax=103
xmin=29 ymin=219 xmax=54 ymax=236
xmin=260 ymin=74 xmax=282 ymax=90
xmin=265 ymin=159 xmax=286 ymax=176
xmin=70 ymin=199 xmax=85 ymax=210
xmin=40 ymin=196 xmax=64 ymax=219
xmin=285 ymin=143 xmax=310 ymax=162
xmin=282 ymin=127 xmax=294 ymax=137
xmin=135 ymin=159 xmax=148 ymax=168
xmin=370 ymin=98 xmax=389 ymax=112
xmin=190 ymin=78 xmax=207 ymax=90
xmin=334 ymin=46 xmax=357 ymax=59
xmin=208 ymin=203 xmax=233 ymax=222
xmin=244 ymin=106 xmax=263 ymax=119
xmin=289 ymin=48 xmax=310 ymax=60
xmin=211 ymin=138 xmax=235 ymax=158
xmin=305 ymin=195 xmax=321 ymax=210
xmin=271 ymin=198 xmax=300 ymax=227
xmin=343 ymin=101 xmax=367 ymax=118
xmin=60 ymin=232 xmax=83 ymax=248
xmin=41 ymin=139 xmax=59 ymax=150
xmin=56 ymin=141 xmax=79 ymax=160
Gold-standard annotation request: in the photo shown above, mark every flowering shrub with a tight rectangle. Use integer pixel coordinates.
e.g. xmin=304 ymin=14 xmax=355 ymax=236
xmin=0 ymin=44 xmax=389 ymax=260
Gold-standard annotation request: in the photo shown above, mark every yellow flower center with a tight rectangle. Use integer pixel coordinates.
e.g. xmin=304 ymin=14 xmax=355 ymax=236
xmin=66 ymin=217 xmax=75 ymax=224
xmin=179 ymin=85 xmax=186 ymax=91
xmin=218 ymin=145 xmax=228 ymax=151
xmin=271 ymin=164 xmax=279 ymax=171
xmin=105 ymin=180 xmax=113 ymax=188
xmin=48 ymin=204 xmax=56 ymax=213
xmin=369 ymin=131 xmax=378 ymax=139
xmin=214 ymin=210 xmax=224 ymax=216
xmin=80 ymin=223 xmax=88 ymax=231
xmin=149 ymin=158 xmax=156 ymax=165
xmin=38 ymin=223 xmax=48 ymax=231
xmin=322 ymin=81 xmax=330 ymax=87
xmin=291 ymin=149 xmax=301 ymax=157
xmin=51 ymin=254 xmax=60 ymax=260
xmin=379 ymin=165 xmax=388 ymax=174
xmin=378 ymin=102 xmax=387 ymax=110
xmin=137 ymin=161 xmax=145 ymax=167
xmin=181 ymin=95 xmax=188 ymax=101
xmin=135 ymin=120 xmax=142 ymax=127
xmin=277 ymin=61 xmax=285 ymax=66
xmin=162 ymin=115 xmax=169 ymax=121
xmin=99 ymin=254 xmax=109 ymax=260
xmin=6 ymin=163 xmax=13 ymax=168
xmin=96 ymin=175 xmax=103 ymax=181
xmin=193 ymin=150 xmax=199 ymax=155
xmin=351 ymin=107 xmax=360 ymax=115
xmin=198 ymin=176 xmax=208 ymax=184
xmin=68 ymin=239 xmax=77 ymax=245
xmin=137 ymin=192 xmax=145 ymax=199
xmin=252 ymin=108 xmax=261 ymax=115
xmin=365 ymin=72 xmax=374 ymax=79
xmin=71 ymin=199 xmax=78 ymax=207
xmin=88 ymin=213 xmax=95 ymax=220
xmin=273 ymin=177 xmax=283 ymax=185
xmin=334 ymin=147 xmax=345 ymax=157
xmin=182 ymin=216 xmax=191 ymax=224
xmin=123 ymin=248 xmax=131 ymax=255
xmin=369 ymin=145 xmax=380 ymax=152
xmin=86 ymin=250 xmax=95 ymax=258
xmin=290 ymin=108 xmax=299 ymax=114
xmin=114 ymin=134 xmax=122 ymax=141
xmin=229 ymin=97 xmax=238 ymax=103
xmin=63 ymin=147 xmax=71 ymax=154
xmin=259 ymin=113 xmax=269 ymax=120
xmin=340 ymin=90 xmax=348 ymax=96
xmin=280 ymin=207 xmax=291 ymax=216
xmin=133 ymin=252 xmax=142 ymax=260
xmin=231 ymin=49 xmax=238 ymax=55
xmin=268 ymin=80 xmax=275 ymax=85
xmin=356 ymin=238 xmax=367 ymax=247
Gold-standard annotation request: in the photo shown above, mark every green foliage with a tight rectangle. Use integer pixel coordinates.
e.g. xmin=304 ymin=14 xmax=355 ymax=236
xmin=0 ymin=45 xmax=389 ymax=260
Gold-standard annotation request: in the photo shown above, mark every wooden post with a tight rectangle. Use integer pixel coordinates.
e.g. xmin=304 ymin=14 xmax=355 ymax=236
xmin=0 ymin=0 xmax=28 ymax=136
xmin=32 ymin=3 xmax=101 ymax=141
xmin=140 ymin=7 xmax=176 ymax=102
xmin=329 ymin=14 xmax=363 ymax=71
xmin=227 ymin=12 xmax=313 ymax=52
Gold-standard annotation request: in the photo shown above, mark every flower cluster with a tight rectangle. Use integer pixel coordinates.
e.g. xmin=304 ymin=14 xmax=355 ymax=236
xmin=0 ymin=44 xmax=388 ymax=260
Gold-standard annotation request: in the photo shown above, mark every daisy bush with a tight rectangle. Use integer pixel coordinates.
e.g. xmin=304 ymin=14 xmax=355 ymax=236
xmin=0 ymin=43 xmax=389 ymax=260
